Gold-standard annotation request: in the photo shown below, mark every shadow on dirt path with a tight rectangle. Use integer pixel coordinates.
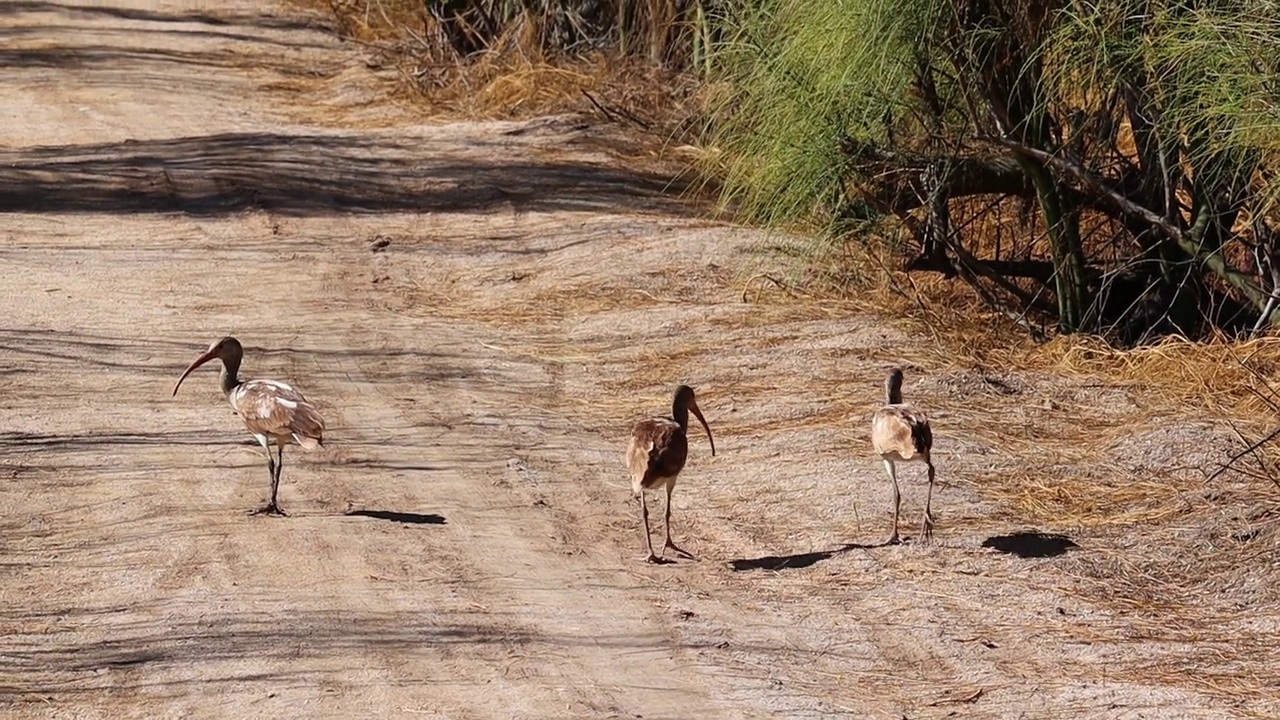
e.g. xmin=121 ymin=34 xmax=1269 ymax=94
xmin=0 ymin=132 xmax=696 ymax=216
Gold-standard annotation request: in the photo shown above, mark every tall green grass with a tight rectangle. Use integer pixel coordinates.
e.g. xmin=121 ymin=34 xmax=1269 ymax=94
xmin=1044 ymin=1 xmax=1280 ymax=213
xmin=700 ymin=0 xmax=1280 ymax=339
xmin=704 ymin=0 xmax=945 ymax=228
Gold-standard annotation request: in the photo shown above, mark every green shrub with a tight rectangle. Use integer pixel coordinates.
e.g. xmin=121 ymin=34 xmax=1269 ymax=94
xmin=704 ymin=0 xmax=1280 ymax=344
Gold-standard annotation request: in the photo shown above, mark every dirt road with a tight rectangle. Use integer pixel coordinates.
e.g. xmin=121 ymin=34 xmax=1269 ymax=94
xmin=2 ymin=2 xmax=1276 ymax=719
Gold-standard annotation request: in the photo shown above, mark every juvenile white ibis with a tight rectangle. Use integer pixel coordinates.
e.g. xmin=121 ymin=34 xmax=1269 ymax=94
xmin=172 ymin=336 xmax=325 ymax=516
xmin=626 ymin=385 xmax=715 ymax=564
xmin=870 ymin=367 xmax=936 ymax=544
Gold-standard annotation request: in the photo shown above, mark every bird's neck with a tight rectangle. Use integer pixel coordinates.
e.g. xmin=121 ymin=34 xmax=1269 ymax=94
xmin=219 ymin=357 xmax=243 ymax=396
xmin=885 ymin=376 xmax=903 ymax=405
xmin=671 ymin=401 xmax=690 ymax=431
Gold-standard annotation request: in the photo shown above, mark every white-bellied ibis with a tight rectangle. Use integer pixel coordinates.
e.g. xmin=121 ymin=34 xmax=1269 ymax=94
xmin=870 ymin=367 xmax=936 ymax=544
xmin=173 ymin=336 xmax=325 ymax=516
xmin=626 ymin=385 xmax=715 ymax=564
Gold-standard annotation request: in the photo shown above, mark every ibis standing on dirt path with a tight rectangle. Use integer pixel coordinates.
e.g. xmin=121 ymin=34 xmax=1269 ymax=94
xmin=627 ymin=385 xmax=716 ymax=564
xmin=870 ymin=367 xmax=936 ymax=544
xmin=172 ymin=336 xmax=325 ymax=516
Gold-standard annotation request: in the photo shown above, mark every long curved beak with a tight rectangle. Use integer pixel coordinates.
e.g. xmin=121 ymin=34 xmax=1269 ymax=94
xmin=172 ymin=349 xmax=218 ymax=397
xmin=690 ymin=402 xmax=716 ymax=457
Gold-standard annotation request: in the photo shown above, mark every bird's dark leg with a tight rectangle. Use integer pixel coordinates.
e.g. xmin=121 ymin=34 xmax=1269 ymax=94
xmin=884 ymin=459 xmax=902 ymax=545
xmin=662 ymin=481 xmax=695 ymax=560
xmin=638 ymin=490 xmax=660 ymax=564
xmin=268 ymin=443 xmax=287 ymax=516
xmin=249 ymin=440 xmax=287 ymax=517
xmin=919 ymin=458 xmax=935 ymax=543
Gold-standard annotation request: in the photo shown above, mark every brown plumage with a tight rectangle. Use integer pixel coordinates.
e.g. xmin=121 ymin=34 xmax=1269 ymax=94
xmin=626 ymin=385 xmax=716 ymax=564
xmin=870 ymin=368 xmax=936 ymax=544
xmin=172 ymin=336 xmax=326 ymax=516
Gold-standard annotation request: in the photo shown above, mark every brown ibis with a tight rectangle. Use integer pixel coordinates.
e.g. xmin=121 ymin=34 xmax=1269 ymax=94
xmin=626 ymin=385 xmax=715 ymax=564
xmin=172 ymin=336 xmax=325 ymax=516
xmin=870 ymin=367 xmax=936 ymax=544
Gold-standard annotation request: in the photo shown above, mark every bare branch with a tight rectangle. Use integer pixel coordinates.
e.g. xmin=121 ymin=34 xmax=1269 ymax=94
xmin=1207 ymin=424 xmax=1280 ymax=484
xmin=988 ymin=134 xmax=1270 ymax=312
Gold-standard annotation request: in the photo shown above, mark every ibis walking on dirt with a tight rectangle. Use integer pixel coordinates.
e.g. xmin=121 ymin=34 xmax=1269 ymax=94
xmin=870 ymin=367 xmax=936 ymax=544
xmin=172 ymin=336 xmax=325 ymax=516
xmin=626 ymin=385 xmax=715 ymax=564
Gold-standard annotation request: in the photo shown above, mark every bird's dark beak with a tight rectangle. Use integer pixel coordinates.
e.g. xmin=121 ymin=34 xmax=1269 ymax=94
xmin=172 ymin=349 xmax=218 ymax=397
xmin=690 ymin=402 xmax=716 ymax=457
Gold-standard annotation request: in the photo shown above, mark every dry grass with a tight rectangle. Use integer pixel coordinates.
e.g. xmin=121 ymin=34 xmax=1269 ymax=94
xmin=799 ymin=234 xmax=1280 ymax=424
xmin=293 ymin=0 xmax=706 ymax=145
xmin=1054 ymin=512 xmax=1280 ymax=717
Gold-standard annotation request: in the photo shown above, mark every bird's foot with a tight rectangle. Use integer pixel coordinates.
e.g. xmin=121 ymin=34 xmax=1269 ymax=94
xmin=919 ymin=513 xmax=934 ymax=544
xmin=664 ymin=540 xmax=697 ymax=561
xmin=248 ymin=503 xmax=288 ymax=517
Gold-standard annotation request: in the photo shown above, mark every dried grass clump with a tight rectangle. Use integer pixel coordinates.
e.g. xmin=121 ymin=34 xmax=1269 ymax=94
xmin=1053 ymin=503 xmax=1280 ymax=715
xmin=316 ymin=0 xmax=421 ymax=41
xmin=298 ymin=0 xmax=707 ymax=139
xmin=1030 ymin=335 xmax=1280 ymax=422
xmin=770 ymin=234 xmax=1280 ymax=430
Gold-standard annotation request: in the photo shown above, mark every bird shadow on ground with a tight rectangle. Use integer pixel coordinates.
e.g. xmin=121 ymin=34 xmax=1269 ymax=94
xmin=982 ymin=531 xmax=1078 ymax=558
xmin=343 ymin=509 xmax=447 ymax=525
xmin=728 ymin=541 xmax=887 ymax=572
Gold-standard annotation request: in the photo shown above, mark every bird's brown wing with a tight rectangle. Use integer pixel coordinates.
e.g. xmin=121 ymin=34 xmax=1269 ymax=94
xmin=234 ymin=380 xmax=326 ymax=449
xmin=627 ymin=417 xmax=686 ymax=491
xmin=907 ymin=408 xmax=932 ymax=455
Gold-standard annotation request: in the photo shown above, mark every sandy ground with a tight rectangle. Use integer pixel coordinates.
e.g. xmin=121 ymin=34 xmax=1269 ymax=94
xmin=3 ymin=2 xmax=1280 ymax=719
